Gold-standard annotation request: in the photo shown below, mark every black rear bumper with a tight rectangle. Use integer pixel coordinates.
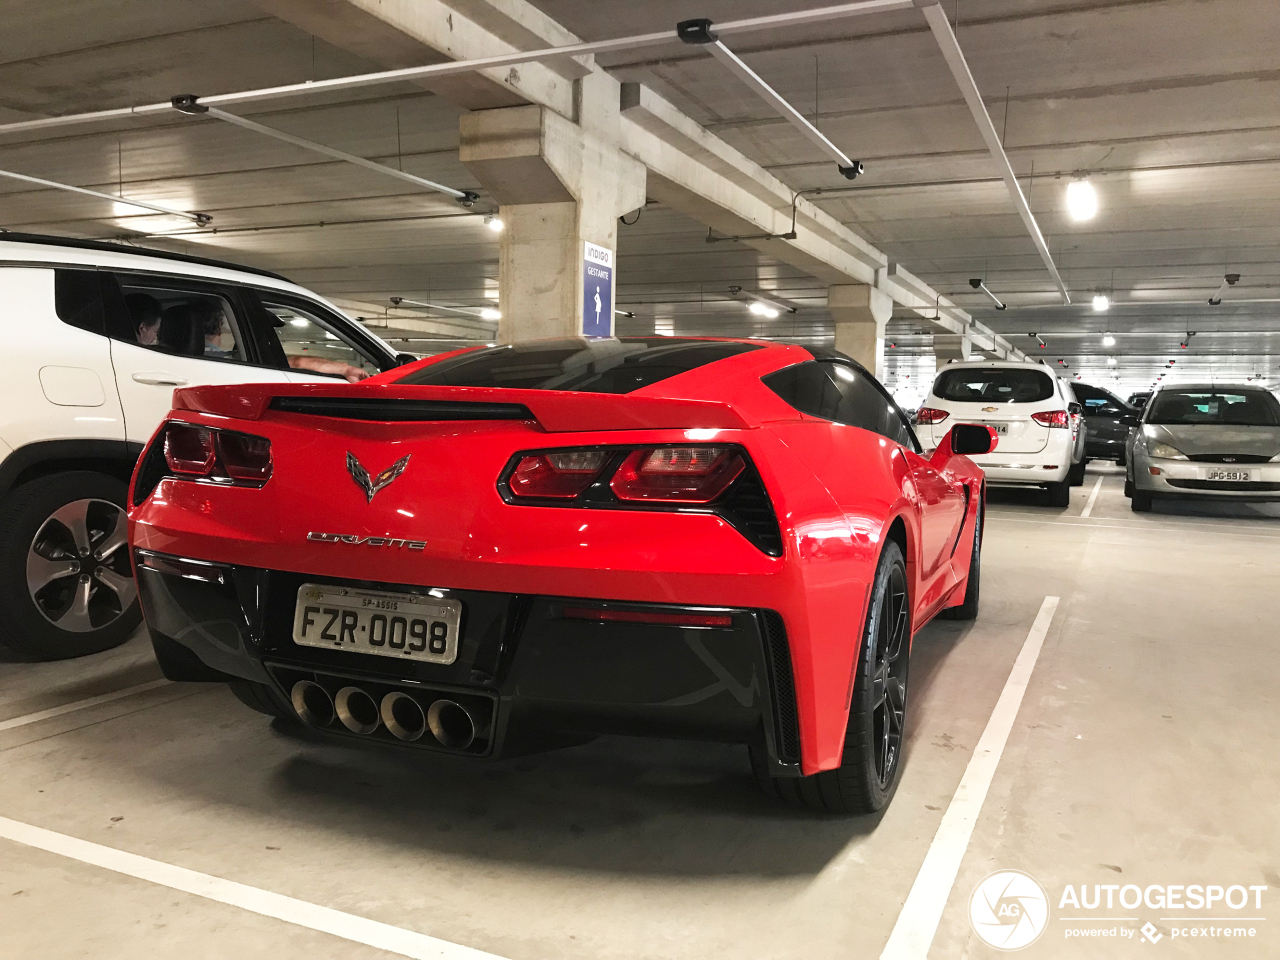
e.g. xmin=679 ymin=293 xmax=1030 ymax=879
xmin=136 ymin=550 xmax=802 ymax=775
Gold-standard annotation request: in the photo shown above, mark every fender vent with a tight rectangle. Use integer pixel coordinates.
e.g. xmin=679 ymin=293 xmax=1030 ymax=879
xmin=760 ymin=610 xmax=800 ymax=763
xmin=270 ymin=397 xmax=533 ymax=421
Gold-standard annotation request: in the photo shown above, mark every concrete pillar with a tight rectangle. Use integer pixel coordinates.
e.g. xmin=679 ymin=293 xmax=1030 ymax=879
xmin=933 ymin=332 xmax=972 ymax=372
xmin=829 ymin=284 xmax=893 ymax=376
xmin=460 ymin=72 xmax=646 ymax=342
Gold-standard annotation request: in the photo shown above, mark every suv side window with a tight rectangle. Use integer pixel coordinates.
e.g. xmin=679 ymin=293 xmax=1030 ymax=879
xmin=53 ymin=269 xmax=105 ymax=334
xmin=254 ymin=296 xmax=382 ymax=379
xmin=764 ymin=360 xmax=921 ymax=451
xmin=103 ymin=272 xmax=249 ymax=364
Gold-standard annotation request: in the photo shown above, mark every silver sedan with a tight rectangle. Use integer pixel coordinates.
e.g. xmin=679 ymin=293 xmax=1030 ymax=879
xmin=1127 ymin=383 xmax=1280 ymax=512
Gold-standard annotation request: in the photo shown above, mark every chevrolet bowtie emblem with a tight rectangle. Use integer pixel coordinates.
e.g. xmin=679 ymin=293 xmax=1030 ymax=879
xmin=983 ymin=406 xmax=999 ymax=413
xmin=347 ymin=451 xmax=410 ymax=503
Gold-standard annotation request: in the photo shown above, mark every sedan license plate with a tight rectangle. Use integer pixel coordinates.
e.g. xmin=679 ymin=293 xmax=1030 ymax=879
xmin=983 ymin=422 xmax=1010 ymax=435
xmin=1204 ymin=468 xmax=1254 ymax=482
xmin=292 ymin=584 xmax=461 ymax=665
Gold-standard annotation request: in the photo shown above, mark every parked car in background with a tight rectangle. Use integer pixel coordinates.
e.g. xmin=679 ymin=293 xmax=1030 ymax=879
xmin=1127 ymin=391 xmax=1152 ymax=411
xmin=0 ymin=233 xmax=411 ymax=660
xmin=1127 ymin=383 xmax=1280 ymax=511
xmin=917 ymin=360 xmax=1079 ymax=506
xmin=1073 ymin=382 xmax=1141 ymax=464
xmin=1060 ymin=381 xmax=1089 ymax=486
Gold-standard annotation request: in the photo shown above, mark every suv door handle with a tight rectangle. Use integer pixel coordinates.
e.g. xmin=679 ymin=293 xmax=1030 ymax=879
xmin=132 ymin=372 xmax=189 ymax=387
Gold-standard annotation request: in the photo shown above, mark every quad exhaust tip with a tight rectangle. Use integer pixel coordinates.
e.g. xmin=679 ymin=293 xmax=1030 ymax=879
xmin=380 ymin=691 xmax=428 ymax=741
xmin=292 ymin=680 xmax=486 ymax=750
xmin=335 ymin=686 xmax=380 ymax=735
xmin=290 ymin=680 xmax=334 ymax=728
xmin=427 ymin=699 xmax=479 ymax=750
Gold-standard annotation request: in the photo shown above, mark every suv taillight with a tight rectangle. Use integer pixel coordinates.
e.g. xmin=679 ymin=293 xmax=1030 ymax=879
xmin=1031 ymin=410 xmax=1070 ymax=428
xmin=916 ymin=406 xmax=950 ymax=425
xmin=161 ymin=422 xmax=273 ymax=485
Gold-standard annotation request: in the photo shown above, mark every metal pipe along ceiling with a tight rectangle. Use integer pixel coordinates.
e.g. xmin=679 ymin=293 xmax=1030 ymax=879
xmin=915 ymin=0 xmax=1071 ymax=305
xmin=0 ymin=168 xmax=210 ymax=223
xmin=0 ymin=0 xmax=915 ymax=137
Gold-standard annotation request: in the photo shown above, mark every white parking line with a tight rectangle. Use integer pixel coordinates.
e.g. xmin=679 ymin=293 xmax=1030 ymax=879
xmin=880 ymin=595 xmax=1059 ymax=960
xmin=0 ymin=815 xmax=505 ymax=960
xmin=0 ymin=679 xmax=171 ymax=732
xmin=1079 ymin=475 xmax=1104 ymax=518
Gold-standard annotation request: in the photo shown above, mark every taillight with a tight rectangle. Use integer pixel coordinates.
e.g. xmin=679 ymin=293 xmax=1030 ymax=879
xmin=610 ymin=446 xmax=744 ymax=503
xmin=1031 ymin=410 xmax=1070 ymax=428
xmin=218 ymin=431 xmax=273 ymax=482
xmin=164 ymin=423 xmax=216 ymax=475
xmin=159 ymin=421 xmax=273 ymax=486
xmin=508 ymin=450 xmax=608 ymax=498
xmin=916 ymin=406 xmax=950 ymax=425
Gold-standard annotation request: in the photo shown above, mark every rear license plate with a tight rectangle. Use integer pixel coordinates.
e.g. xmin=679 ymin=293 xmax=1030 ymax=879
xmin=292 ymin=584 xmax=461 ymax=665
xmin=983 ymin=422 xmax=1010 ymax=435
xmin=1204 ymin=468 xmax=1254 ymax=482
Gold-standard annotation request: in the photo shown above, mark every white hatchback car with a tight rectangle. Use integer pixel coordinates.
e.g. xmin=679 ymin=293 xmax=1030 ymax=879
xmin=0 ymin=233 xmax=412 ymax=660
xmin=916 ymin=360 xmax=1083 ymax=506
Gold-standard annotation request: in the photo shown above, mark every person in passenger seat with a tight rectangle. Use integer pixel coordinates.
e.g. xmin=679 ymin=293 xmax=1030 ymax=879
xmin=125 ymin=293 xmax=162 ymax=346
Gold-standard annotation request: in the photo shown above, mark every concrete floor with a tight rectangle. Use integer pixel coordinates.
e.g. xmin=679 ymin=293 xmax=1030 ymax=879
xmin=1 ymin=463 xmax=1276 ymax=959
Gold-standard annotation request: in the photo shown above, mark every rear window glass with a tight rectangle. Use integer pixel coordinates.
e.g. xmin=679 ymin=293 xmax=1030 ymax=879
xmin=933 ymin=367 xmax=1054 ymax=403
xmin=54 ymin=269 xmax=104 ymax=334
xmin=1147 ymin=390 xmax=1280 ymax=426
xmin=396 ymin=337 xmax=761 ymax=394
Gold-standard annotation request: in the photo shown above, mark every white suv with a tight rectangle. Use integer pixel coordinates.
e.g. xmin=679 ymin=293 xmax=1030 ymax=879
xmin=916 ymin=360 xmax=1083 ymax=507
xmin=0 ymin=233 xmax=410 ymax=660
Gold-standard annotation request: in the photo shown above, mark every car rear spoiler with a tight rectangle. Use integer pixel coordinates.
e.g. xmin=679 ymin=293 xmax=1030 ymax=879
xmin=172 ymin=382 xmax=753 ymax=432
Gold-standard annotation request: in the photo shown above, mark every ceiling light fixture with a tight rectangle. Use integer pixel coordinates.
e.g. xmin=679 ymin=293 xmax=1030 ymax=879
xmin=1066 ymin=179 xmax=1098 ymax=221
xmin=1102 ymin=333 xmax=1116 ymax=346
xmin=1107 ymin=357 xmax=1117 ymax=366
xmin=479 ymin=307 xmax=501 ymax=321
xmin=484 ymin=214 xmax=504 ymax=232
xmin=1093 ymin=295 xmax=1110 ymax=312
xmin=748 ymin=301 xmax=780 ymax=319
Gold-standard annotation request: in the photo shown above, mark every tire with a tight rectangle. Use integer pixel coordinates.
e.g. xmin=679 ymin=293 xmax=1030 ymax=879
xmin=751 ymin=540 xmax=911 ymax=815
xmin=1131 ymin=490 xmax=1153 ymax=512
xmin=1116 ymin=451 xmax=1126 ymax=468
xmin=1068 ymin=460 xmax=1085 ymax=486
xmin=1123 ymin=478 xmax=1133 ymax=498
xmin=939 ymin=495 xmax=982 ymax=621
xmin=229 ymin=680 xmax=297 ymax=722
xmin=0 ymin=471 xmax=140 ymax=660
xmin=1045 ymin=479 xmax=1070 ymax=508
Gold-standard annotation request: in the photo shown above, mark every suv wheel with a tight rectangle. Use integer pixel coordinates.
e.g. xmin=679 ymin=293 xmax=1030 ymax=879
xmin=0 ymin=472 xmax=141 ymax=660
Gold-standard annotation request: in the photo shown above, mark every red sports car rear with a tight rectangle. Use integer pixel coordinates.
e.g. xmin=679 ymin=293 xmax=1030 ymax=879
xmin=129 ymin=337 xmax=990 ymax=814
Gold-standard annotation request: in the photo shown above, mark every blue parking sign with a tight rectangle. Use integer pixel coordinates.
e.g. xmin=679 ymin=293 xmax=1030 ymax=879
xmin=582 ymin=241 xmax=613 ymax=338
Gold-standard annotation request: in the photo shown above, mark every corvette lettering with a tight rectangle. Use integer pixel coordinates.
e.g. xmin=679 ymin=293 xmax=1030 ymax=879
xmin=307 ymin=532 xmax=426 ymax=550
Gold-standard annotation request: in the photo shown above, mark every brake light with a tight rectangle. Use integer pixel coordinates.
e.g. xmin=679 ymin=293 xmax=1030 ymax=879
xmin=164 ymin=423 xmax=216 ymax=475
xmin=916 ymin=407 xmax=950 ymax=425
xmin=508 ymin=450 xmax=608 ymax=498
xmin=159 ymin=421 xmax=273 ymax=486
xmin=610 ymin=446 xmax=744 ymax=503
xmin=1031 ymin=410 xmax=1070 ymax=428
xmin=562 ymin=606 xmax=733 ymax=628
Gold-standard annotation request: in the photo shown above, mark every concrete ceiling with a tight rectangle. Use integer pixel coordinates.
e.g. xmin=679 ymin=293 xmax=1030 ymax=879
xmin=1 ymin=0 xmax=1277 ymax=398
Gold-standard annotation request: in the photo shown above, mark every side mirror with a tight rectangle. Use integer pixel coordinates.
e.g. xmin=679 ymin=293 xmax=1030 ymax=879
xmin=394 ymin=352 xmax=420 ymax=367
xmin=932 ymin=423 xmax=996 ymax=464
xmin=1120 ymin=415 xmax=1139 ymax=428
xmin=1068 ymin=401 xmax=1082 ymax=415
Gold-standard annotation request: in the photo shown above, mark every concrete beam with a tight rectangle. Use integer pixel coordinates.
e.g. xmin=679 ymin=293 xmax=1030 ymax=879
xmin=255 ymin=0 xmax=577 ymax=113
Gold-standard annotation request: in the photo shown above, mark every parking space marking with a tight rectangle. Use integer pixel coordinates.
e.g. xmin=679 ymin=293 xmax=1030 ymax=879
xmin=0 ymin=815 xmax=505 ymax=960
xmin=880 ymin=595 xmax=1059 ymax=960
xmin=1079 ymin=475 xmax=1105 ymax=518
xmin=990 ymin=517 xmax=1280 ymax=541
xmin=0 ymin=679 xmax=172 ymax=732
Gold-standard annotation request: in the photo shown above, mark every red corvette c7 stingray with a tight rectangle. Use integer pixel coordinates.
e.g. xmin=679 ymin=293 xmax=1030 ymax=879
xmin=129 ymin=337 xmax=993 ymax=814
